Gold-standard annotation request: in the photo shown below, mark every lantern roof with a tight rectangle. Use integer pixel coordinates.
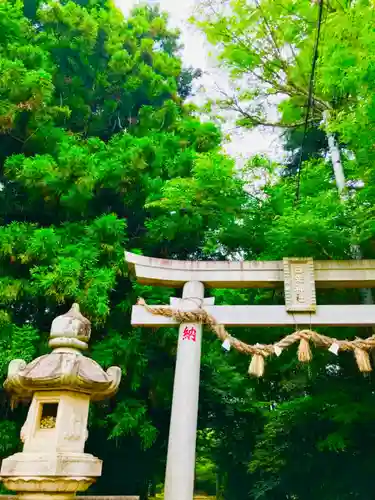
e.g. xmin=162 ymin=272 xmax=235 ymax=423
xmin=4 ymin=304 xmax=121 ymax=402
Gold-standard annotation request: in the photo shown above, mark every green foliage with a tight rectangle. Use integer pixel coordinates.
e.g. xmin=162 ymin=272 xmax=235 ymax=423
xmin=191 ymin=1 xmax=375 ymax=499
xmin=0 ymin=1 xmax=246 ymax=498
xmin=283 ymin=125 xmax=328 ymax=176
xmin=193 ymin=0 xmax=375 ymax=172
xmin=3 ymin=1 xmax=375 ymax=499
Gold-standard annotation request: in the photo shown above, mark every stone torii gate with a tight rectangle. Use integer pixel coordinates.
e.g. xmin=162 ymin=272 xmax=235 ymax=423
xmin=125 ymin=252 xmax=375 ymax=500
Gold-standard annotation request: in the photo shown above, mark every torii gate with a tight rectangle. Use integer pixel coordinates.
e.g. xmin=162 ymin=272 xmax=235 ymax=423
xmin=125 ymin=252 xmax=375 ymax=500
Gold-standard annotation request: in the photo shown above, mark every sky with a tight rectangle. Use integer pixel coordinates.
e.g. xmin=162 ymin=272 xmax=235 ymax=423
xmin=115 ymin=0 xmax=283 ymax=163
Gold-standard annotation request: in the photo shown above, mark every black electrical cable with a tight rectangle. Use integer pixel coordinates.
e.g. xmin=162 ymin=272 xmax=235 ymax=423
xmin=295 ymin=0 xmax=324 ymax=203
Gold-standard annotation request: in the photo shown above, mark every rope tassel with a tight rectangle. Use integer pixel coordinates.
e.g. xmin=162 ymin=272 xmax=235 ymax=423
xmin=249 ymin=354 xmax=265 ymax=378
xmin=354 ymin=347 xmax=372 ymax=373
xmin=298 ymin=336 xmax=312 ymax=363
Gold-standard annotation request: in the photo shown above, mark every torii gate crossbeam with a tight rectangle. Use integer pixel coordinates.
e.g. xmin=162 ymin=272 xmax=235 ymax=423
xmin=125 ymin=252 xmax=375 ymax=289
xmin=125 ymin=252 xmax=375 ymax=500
xmin=132 ymin=304 xmax=375 ymax=327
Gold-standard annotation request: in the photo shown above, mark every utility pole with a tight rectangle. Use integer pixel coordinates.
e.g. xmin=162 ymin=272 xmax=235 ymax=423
xmin=323 ymin=111 xmax=373 ymax=304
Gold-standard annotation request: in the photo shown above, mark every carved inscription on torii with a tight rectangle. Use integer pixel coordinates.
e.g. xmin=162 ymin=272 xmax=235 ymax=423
xmin=283 ymin=258 xmax=316 ymax=313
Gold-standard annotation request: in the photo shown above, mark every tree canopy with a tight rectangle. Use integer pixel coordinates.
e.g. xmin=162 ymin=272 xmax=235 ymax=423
xmin=192 ymin=1 xmax=375 ymax=498
xmin=0 ymin=0 xmax=245 ymax=496
xmin=2 ymin=0 xmax=375 ymax=499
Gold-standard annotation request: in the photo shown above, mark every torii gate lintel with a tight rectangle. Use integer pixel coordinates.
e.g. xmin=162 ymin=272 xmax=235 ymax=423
xmin=125 ymin=251 xmax=375 ymax=289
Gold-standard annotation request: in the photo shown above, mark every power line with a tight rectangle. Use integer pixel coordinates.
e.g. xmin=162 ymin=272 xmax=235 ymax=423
xmin=295 ymin=0 xmax=324 ymax=203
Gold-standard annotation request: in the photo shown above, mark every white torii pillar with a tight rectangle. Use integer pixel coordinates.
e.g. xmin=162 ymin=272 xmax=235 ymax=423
xmin=164 ymin=282 xmax=214 ymax=500
xmin=125 ymin=252 xmax=375 ymax=500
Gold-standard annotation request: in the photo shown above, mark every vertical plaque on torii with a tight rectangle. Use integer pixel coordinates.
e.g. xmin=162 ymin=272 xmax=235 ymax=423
xmin=283 ymin=257 xmax=317 ymax=312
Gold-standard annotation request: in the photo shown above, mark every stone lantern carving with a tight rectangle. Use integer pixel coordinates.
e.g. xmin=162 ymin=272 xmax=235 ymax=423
xmin=0 ymin=304 xmax=121 ymax=500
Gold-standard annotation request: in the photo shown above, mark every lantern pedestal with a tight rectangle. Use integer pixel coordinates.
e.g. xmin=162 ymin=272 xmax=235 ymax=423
xmin=1 ymin=451 xmax=102 ymax=477
xmin=2 ymin=476 xmax=94 ymax=499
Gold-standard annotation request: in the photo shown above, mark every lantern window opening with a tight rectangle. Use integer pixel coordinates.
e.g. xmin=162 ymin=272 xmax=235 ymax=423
xmin=39 ymin=402 xmax=58 ymax=430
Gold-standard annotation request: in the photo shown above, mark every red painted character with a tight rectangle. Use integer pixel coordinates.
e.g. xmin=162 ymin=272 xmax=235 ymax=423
xmin=182 ymin=326 xmax=197 ymax=342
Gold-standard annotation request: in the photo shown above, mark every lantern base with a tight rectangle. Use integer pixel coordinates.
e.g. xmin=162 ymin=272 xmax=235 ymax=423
xmin=17 ymin=495 xmax=83 ymax=500
xmin=1 ymin=475 xmax=94 ymax=498
xmin=1 ymin=451 xmax=102 ymax=477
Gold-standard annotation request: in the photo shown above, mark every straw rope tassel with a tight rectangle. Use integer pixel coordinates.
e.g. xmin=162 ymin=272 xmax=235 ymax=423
xmin=249 ymin=354 xmax=265 ymax=378
xmin=297 ymin=335 xmax=312 ymax=363
xmin=354 ymin=347 xmax=372 ymax=373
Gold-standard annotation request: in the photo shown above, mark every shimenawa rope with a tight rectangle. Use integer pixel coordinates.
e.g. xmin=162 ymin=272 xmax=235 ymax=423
xmin=137 ymin=298 xmax=375 ymax=377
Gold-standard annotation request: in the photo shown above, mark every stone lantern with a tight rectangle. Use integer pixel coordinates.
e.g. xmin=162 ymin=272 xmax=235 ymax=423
xmin=0 ymin=304 xmax=121 ymax=500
